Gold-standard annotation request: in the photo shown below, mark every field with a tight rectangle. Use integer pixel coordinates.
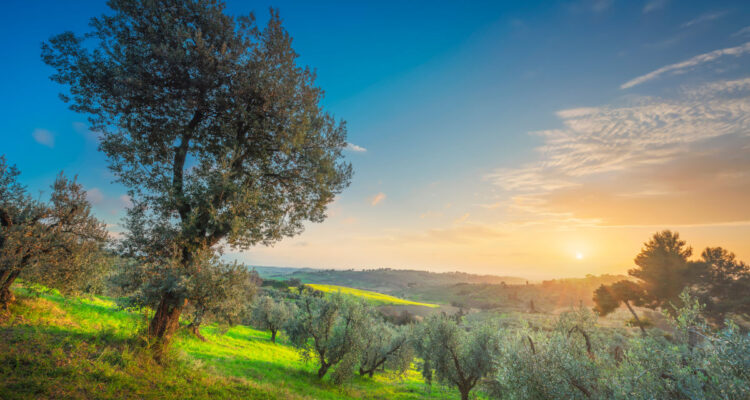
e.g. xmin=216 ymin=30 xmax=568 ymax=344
xmin=0 ymin=286 xmax=462 ymax=400
xmin=305 ymin=284 xmax=439 ymax=308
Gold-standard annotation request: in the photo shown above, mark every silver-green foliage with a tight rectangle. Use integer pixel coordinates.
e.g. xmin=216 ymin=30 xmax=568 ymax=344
xmin=416 ymin=314 xmax=501 ymax=400
xmin=250 ymin=295 xmax=295 ymax=342
xmin=358 ymin=317 xmax=414 ymax=377
xmin=492 ymin=293 xmax=750 ymax=400
xmin=286 ymin=292 xmax=369 ymax=382
xmin=0 ymin=157 xmax=108 ymax=306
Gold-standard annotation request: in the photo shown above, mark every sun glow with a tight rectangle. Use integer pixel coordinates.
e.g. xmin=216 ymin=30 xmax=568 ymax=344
xmin=575 ymin=252 xmax=584 ymax=260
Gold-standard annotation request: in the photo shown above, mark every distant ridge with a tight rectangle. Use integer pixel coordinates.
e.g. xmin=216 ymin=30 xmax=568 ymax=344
xmin=250 ymin=266 xmax=528 ymax=293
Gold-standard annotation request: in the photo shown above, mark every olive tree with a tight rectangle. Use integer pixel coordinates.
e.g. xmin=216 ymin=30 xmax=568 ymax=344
xmin=184 ymin=254 xmax=261 ymax=340
xmin=416 ymin=314 xmax=501 ymax=400
xmin=286 ymin=292 xmax=368 ymax=382
xmin=0 ymin=157 xmax=107 ymax=308
xmin=250 ymin=295 xmax=294 ymax=343
xmin=492 ymin=294 xmax=750 ymax=400
xmin=358 ymin=318 xmax=413 ymax=377
xmin=42 ymin=0 xmax=351 ymax=344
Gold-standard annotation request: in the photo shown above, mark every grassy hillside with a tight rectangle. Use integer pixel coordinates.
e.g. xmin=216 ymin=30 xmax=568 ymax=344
xmin=0 ymin=286 xmax=462 ymax=400
xmin=305 ymin=284 xmax=438 ymax=308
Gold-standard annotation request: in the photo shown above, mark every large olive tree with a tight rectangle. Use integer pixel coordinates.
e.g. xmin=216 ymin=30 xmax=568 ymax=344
xmin=42 ymin=0 xmax=351 ymax=344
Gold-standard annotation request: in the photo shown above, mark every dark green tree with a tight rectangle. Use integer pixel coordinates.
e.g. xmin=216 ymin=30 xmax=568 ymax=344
xmin=630 ymin=230 xmax=692 ymax=313
xmin=42 ymin=0 xmax=351 ymax=345
xmin=0 ymin=157 xmax=107 ymax=308
xmin=688 ymin=247 xmax=750 ymax=324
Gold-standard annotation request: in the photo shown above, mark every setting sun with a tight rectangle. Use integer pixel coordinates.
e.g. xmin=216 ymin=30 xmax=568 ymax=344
xmin=576 ymin=252 xmax=584 ymax=260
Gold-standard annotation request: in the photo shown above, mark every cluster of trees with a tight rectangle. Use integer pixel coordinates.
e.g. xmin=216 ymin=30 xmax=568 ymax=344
xmin=594 ymin=230 xmax=750 ymax=331
xmin=0 ymin=157 xmax=108 ymax=309
xmin=244 ymin=286 xmax=748 ymax=400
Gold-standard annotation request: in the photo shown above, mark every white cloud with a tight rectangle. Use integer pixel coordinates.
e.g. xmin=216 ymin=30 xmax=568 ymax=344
xmin=681 ymin=11 xmax=727 ymax=28
xmin=732 ymin=26 xmax=750 ymax=38
xmin=32 ymin=129 xmax=55 ymax=148
xmin=86 ymin=188 xmax=104 ymax=205
xmin=346 ymin=143 xmax=367 ymax=152
xmin=371 ymin=192 xmax=386 ymax=206
xmin=642 ymin=0 xmax=667 ymax=14
xmin=621 ymin=42 xmax=750 ymax=89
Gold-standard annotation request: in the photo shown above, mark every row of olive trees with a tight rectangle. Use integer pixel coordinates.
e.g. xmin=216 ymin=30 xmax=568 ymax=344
xmin=245 ymin=288 xmax=499 ymax=400
xmin=245 ymin=284 xmax=748 ymax=400
xmin=491 ymin=294 xmax=750 ymax=400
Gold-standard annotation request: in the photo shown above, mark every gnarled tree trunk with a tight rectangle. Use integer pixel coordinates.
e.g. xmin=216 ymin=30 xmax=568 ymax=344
xmin=148 ymin=291 xmax=187 ymax=350
xmin=0 ymin=269 xmax=20 ymax=309
xmin=623 ymin=300 xmax=646 ymax=335
xmin=187 ymin=311 xmax=206 ymax=342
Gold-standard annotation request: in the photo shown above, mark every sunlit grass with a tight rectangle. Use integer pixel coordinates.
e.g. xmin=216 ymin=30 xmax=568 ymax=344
xmin=0 ymin=285 xmax=457 ymax=399
xmin=305 ymin=284 xmax=439 ymax=308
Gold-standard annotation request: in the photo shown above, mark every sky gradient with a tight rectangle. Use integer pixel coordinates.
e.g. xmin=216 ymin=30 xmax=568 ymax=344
xmin=2 ymin=0 xmax=750 ymax=279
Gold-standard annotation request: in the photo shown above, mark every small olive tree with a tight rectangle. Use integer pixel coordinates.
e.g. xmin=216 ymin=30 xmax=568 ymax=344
xmin=251 ymin=295 xmax=294 ymax=343
xmin=184 ymin=254 xmax=261 ymax=340
xmin=358 ymin=318 xmax=413 ymax=377
xmin=286 ymin=292 xmax=368 ymax=382
xmin=0 ymin=157 xmax=107 ymax=308
xmin=416 ymin=314 xmax=501 ymax=400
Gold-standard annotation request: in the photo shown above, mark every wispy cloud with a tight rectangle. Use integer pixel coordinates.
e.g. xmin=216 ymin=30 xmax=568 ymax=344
xmin=681 ymin=11 xmax=727 ymax=28
xmin=488 ymin=78 xmax=750 ymax=227
xmin=642 ymin=0 xmax=668 ymax=14
xmin=454 ymin=213 xmax=470 ymax=224
xmin=346 ymin=143 xmax=367 ymax=152
xmin=32 ymin=129 xmax=55 ymax=148
xmin=371 ymin=192 xmax=386 ymax=206
xmin=621 ymin=42 xmax=750 ymax=89
xmin=732 ymin=26 xmax=750 ymax=38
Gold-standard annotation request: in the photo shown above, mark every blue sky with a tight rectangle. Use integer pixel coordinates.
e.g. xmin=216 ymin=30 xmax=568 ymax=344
xmin=2 ymin=0 xmax=750 ymax=279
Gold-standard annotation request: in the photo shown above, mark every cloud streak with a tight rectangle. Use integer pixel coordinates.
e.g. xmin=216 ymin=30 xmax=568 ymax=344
xmin=32 ymin=129 xmax=55 ymax=148
xmin=489 ymin=78 xmax=750 ymax=227
xmin=621 ymin=42 xmax=750 ymax=89
xmin=371 ymin=192 xmax=386 ymax=206
xmin=346 ymin=142 xmax=367 ymax=152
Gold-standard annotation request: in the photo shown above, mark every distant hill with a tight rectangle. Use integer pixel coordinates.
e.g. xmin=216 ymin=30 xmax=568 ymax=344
xmin=251 ymin=266 xmax=528 ymax=293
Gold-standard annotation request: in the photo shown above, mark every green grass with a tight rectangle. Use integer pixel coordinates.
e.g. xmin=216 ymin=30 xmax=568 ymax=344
xmin=305 ymin=284 xmax=439 ymax=308
xmin=0 ymin=285 xmax=457 ymax=399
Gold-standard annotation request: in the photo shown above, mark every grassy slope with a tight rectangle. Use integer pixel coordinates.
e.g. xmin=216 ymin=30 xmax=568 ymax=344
xmin=0 ymin=286 xmax=459 ymax=400
xmin=305 ymin=284 xmax=439 ymax=308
